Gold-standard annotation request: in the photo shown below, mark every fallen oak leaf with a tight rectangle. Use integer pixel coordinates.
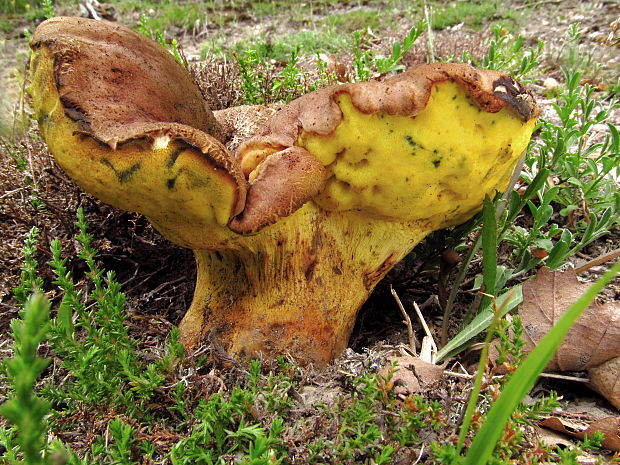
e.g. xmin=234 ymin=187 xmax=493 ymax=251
xmin=539 ymin=415 xmax=620 ymax=452
xmin=589 ymin=356 xmax=620 ymax=410
xmin=535 ymin=423 xmax=576 ymax=449
xmin=520 ymin=267 xmax=620 ymax=372
xmin=517 ymin=267 xmax=620 ymax=409
xmin=379 ymin=355 xmax=445 ymax=395
xmin=588 ymin=417 xmax=620 ymax=451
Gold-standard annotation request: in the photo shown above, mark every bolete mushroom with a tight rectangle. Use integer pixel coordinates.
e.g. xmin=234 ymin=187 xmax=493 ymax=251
xmin=29 ymin=17 xmax=540 ymax=366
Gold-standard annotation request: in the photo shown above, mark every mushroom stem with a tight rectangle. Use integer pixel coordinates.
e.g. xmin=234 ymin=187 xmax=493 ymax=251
xmin=179 ymin=202 xmax=432 ymax=365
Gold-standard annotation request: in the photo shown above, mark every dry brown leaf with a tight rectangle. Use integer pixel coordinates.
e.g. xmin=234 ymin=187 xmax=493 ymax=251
xmin=539 ymin=415 xmax=620 ymax=451
xmin=540 ymin=416 xmax=590 ymax=437
xmin=535 ymin=424 xmax=575 ymax=449
xmin=520 ymin=267 xmax=620 ymax=372
xmin=589 ymin=356 xmax=620 ymax=410
xmin=379 ymin=356 xmax=445 ymax=395
xmin=588 ymin=417 xmax=620 ymax=451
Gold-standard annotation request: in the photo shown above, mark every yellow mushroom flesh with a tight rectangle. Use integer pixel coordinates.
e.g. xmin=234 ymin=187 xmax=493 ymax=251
xmin=299 ymin=82 xmax=536 ymax=228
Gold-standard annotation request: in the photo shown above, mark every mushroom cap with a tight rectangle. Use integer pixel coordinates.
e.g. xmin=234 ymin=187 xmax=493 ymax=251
xmin=30 ymin=18 xmax=539 ymax=246
xmin=235 ymin=63 xmax=540 ymax=231
xmin=31 ymin=16 xmax=225 ymax=146
xmin=238 ymin=63 xmax=538 ymax=149
xmin=30 ymin=17 xmax=246 ymax=248
xmin=230 ymin=146 xmax=327 ymax=234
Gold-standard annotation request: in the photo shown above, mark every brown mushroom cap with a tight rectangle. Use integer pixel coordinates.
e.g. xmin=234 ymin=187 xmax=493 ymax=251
xmin=29 ymin=17 xmax=247 ymax=247
xmin=237 ymin=63 xmax=540 ymax=153
xmin=230 ymin=146 xmax=327 ymax=234
xmin=234 ymin=63 xmax=540 ymax=232
xmin=30 ymin=16 xmax=225 ymax=147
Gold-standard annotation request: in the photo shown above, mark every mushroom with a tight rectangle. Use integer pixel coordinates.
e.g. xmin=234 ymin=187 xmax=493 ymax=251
xmin=30 ymin=17 xmax=540 ymax=366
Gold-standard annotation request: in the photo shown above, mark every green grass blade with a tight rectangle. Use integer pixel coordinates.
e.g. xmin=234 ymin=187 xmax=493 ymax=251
xmin=463 ymin=262 xmax=620 ymax=465
xmin=457 ymin=297 xmax=501 ymax=452
xmin=436 ymin=285 xmax=523 ymax=362
xmin=481 ymin=197 xmax=498 ymax=310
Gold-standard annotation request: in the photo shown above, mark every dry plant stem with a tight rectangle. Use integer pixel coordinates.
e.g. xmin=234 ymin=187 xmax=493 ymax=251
xmin=539 ymin=372 xmax=590 ymax=383
xmin=440 ymin=153 xmax=527 ymax=345
xmin=423 ymin=1 xmax=435 ymax=63
xmin=440 ymin=231 xmax=482 ymax=346
xmin=574 ymin=248 xmax=620 ymax=275
xmin=391 ymin=287 xmax=417 ymax=355
xmin=413 ymin=301 xmax=437 ymax=363
xmin=443 ymin=370 xmax=589 ymax=383
xmin=413 ymin=446 xmax=425 ymax=465
xmin=83 ymin=0 xmax=103 ymax=20
xmin=413 ymin=301 xmax=435 ymax=346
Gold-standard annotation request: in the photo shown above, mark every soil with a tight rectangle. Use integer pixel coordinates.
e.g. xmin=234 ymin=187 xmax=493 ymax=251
xmin=0 ymin=0 xmax=618 ymax=461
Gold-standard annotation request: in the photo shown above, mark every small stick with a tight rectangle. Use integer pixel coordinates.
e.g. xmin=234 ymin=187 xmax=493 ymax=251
xmin=538 ymin=372 xmax=590 ymax=383
xmin=391 ymin=286 xmax=417 ymax=355
xmin=423 ymin=0 xmax=435 ymax=63
xmin=413 ymin=301 xmax=437 ymax=362
xmin=574 ymin=248 xmax=620 ymax=275
xmin=412 ymin=445 xmax=425 ymax=465
xmin=443 ymin=370 xmax=589 ymax=383
xmin=441 ymin=152 xmax=527 ymax=345
xmin=515 ymin=0 xmax=561 ymax=10
xmin=83 ymin=0 xmax=102 ymax=20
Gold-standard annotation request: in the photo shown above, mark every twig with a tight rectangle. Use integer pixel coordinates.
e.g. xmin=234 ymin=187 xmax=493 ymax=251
xmin=423 ymin=0 xmax=435 ymax=63
xmin=440 ymin=230 xmax=482 ymax=345
xmin=413 ymin=301 xmax=437 ymax=362
xmin=574 ymin=248 xmax=620 ymax=275
xmin=391 ymin=286 xmax=416 ymax=355
xmin=83 ymin=0 xmax=102 ymax=20
xmin=443 ymin=370 xmax=589 ymax=383
xmin=124 ymin=266 xmax=169 ymax=295
xmin=143 ymin=276 xmax=186 ymax=301
xmin=413 ymin=445 xmax=425 ymax=465
xmin=538 ymin=372 xmax=590 ymax=383
xmin=0 ymin=187 xmax=26 ymax=200
xmin=515 ymin=0 xmax=561 ymax=10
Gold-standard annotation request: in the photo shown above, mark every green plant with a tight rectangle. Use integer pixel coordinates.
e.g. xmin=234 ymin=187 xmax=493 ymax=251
xmin=0 ymin=294 xmax=52 ymax=465
xmin=430 ymin=1 xmax=521 ymax=31
xmin=237 ymin=47 xmax=273 ymax=104
xmin=462 ymin=24 xmax=543 ymax=82
xmin=8 ymin=210 xmax=185 ymax=422
xmin=0 ymin=0 xmax=51 ymax=15
xmin=353 ymin=22 xmax=424 ymax=81
xmin=170 ymin=384 xmax=288 ymax=464
xmin=230 ymin=29 xmax=349 ymax=63
xmin=552 ymin=24 xmax=613 ymax=88
xmin=39 ymin=0 xmax=53 ymax=18
xmin=12 ymin=226 xmax=45 ymax=306
xmin=43 ymin=211 xmax=140 ymax=407
xmin=137 ymin=14 xmax=183 ymax=63
xmin=237 ymin=46 xmax=318 ymax=104
xmin=92 ymin=419 xmax=139 ymax=465
xmin=438 ymin=26 xmax=618 ymax=357
xmin=506 ymin=69 xmax=619 ymax=274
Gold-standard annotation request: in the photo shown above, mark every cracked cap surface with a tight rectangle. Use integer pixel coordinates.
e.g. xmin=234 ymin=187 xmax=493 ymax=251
xmin=30 ymin=17 xmax=246 ymax=247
